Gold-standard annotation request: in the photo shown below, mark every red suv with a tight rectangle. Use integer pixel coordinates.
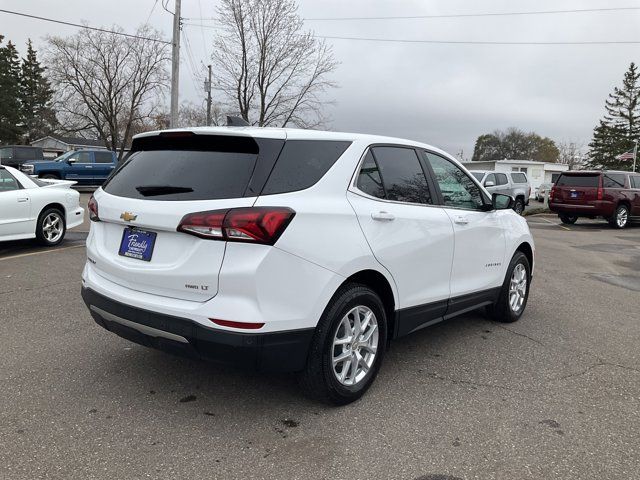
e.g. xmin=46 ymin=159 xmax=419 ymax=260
xmin=549 ymin=170 xmax=640 ymax=228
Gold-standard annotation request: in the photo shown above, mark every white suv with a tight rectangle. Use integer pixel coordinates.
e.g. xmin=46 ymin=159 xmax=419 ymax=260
xmin=81 ymin=127 xmax=534 ymax=404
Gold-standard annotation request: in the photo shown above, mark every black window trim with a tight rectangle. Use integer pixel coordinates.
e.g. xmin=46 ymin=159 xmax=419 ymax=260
xmin=349 ymin=143 xmax=440 ymax=209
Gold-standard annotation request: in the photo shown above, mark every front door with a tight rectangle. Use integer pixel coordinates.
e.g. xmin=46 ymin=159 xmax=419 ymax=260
xmin=0 ymin=169 xmax=31 ymax=238
xmin=347 ymin=146 xmax=454 ymax=335
xmin=66 ymin=151 xmax=94 ymax=184
xmin=423 ymin=152 xmax=506 ymax=302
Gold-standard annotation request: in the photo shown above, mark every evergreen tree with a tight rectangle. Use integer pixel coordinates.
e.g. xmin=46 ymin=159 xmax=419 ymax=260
xmin=0 ymin=36 xmax=23 ymax=144
xmin=19 ymin=39 xmax=56 ymax=142
xmin=588 ymin=62 xmax=640 ymax=170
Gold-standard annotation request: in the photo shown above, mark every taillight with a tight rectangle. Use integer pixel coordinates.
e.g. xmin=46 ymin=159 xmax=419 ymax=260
xmin=88 ymin=195 xmax=99 ymax=222
xmin=597 ymin=186 xmax=603 ymax=200
xmin=177 ymin=207 xmax=295 ymax=245
xmin=210 ymin=318 xmax=265 ymax=330
xmin=549 ymin=186 xmax=555 ymax=202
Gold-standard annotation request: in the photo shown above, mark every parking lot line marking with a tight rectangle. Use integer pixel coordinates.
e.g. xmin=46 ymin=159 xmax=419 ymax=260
xmin=0 ymin=244 xmax=85 ymax=262
xmin=541 ymin=217 xmax=571 ymax=231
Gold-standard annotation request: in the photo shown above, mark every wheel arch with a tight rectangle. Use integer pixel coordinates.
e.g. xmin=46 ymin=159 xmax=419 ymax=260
xmin=515 ymin=241 xmax=534 ymax=272
xmin=40 ymin=202 xmax=67 ymax=220
xmin=38 ymin=171 xmax=61 ymax=179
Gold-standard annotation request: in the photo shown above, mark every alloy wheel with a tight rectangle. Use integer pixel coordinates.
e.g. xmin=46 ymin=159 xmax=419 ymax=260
xmin=42 ymin=212 xmax=64 ymax=243
xmin=508 ymin=263 xmax=527 ymax=313
xmin=616 ymin=207 xmax=628 ymax=228
xmin=331 ymin=305 xmax=379 ymax=386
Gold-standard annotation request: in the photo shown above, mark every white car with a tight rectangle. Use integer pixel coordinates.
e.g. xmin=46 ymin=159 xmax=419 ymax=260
xmin=81 ymin=127 xmax=534 ymax=404
xmin=0 ymin=165 xmax=84 ymax=246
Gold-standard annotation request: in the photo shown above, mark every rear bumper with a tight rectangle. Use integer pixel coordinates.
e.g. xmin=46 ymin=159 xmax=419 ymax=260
xmin=81 ymin=287 xmax=314 ymax=372
xmin=548 ymin=201 xmax=614 ymax=217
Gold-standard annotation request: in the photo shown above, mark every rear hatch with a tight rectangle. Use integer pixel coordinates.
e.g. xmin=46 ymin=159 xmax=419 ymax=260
xmin=88 ymin=131 xmax=285 ymax=302
xmin=553 ymin=172 xmax=600 ymax=204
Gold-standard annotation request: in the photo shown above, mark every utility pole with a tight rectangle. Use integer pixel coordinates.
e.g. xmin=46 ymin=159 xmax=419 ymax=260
xmin=170 ymin=0 xmax=182 ymax=128
xmin=633 ymin=139 xmax=638 ymax=173
xmin=205 ymin=65 xmax=212 ymax=126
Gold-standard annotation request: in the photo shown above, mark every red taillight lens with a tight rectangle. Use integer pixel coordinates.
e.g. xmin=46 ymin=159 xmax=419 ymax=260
xmin=177 ymin=207 xmax=295 ymax=245
xmin=88 ymin=195 xmax=99 ymax=221
xmin=597 ymin=186 xmax=603 ymax=200
xmin=210 ymin=318 xmax=265 ymax=330
xmin=549 ymin=186 xmax=556 ymax=202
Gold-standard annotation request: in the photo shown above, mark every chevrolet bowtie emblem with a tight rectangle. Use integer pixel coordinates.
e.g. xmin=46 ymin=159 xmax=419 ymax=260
xmin=120 ymin=212 xmax=137 ymax=222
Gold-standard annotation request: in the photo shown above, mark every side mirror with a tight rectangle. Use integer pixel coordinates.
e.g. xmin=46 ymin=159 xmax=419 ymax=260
xmin=67 ymin=158 xmax=77 ymax=164
xmin=484 ymin=180 xmax=495 ymax=187
xmin=492 ymin=193 xmax=514 ymax=210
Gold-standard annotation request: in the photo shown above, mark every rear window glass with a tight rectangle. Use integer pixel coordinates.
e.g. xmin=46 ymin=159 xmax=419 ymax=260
xmin=602 ymin=173 xmax=625 ymax=188
xmin=104 ymin=150 xmax=258 ymax=201
xmin=261 ymin=140 xmax=351 ymax=195
xmin=556 ymin=174 xmax=599 ymax=187
xmin=356 ymin=151 xmax=385 ymax=199
xmin=15 ymin=148 xmax=38 ymax=160
xmin=94 ymin=152 xmax=114 ymax=163
xmin=510 ymin=172 xmax=528 ymax=183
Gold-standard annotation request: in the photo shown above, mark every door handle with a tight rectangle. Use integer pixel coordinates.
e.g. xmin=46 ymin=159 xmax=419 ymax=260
xmin=85 ymin=165 xmax=93 ymax=168
xmin=453 ymin=215 xmax=469 ymax=225
xmin=371 ymin=211 xmax=395 ymax=221
xmin=17 ymin=197 xmax=29 ymax=202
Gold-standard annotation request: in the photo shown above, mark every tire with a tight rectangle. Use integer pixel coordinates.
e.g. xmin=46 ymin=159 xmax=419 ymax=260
xmin=40 ymin=173 xmax=60 ymax=180
xmin=559 ymin=214 xmax=578 ymax=225
xmin=298 ymin=283 xmax=387 ymax=405
xmin=487 ymin=251 xmax=531 ymax=323
xmin=35 ymin=208 xmax=66 ymax=246
xmin=609 ymin=204 xmax=630 ymax=229
xmin=513 ymin=198 xmax=525 ymax=215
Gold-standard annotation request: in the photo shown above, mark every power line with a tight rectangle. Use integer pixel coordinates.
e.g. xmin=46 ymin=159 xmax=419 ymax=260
xmin=303 ymin=6 xmax=640 ymax=21
xmin=182 ymin=24 xmax=640 ymax=46
xmin=0 ymin=8 xmax=171 ymax=44
xmin=184 ymin=6 xmax=640 ymax=22
xmin=145 ymin=0 xmax=159 ymax=25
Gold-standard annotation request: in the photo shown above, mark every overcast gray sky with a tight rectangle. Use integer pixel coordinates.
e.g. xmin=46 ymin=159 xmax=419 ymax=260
xmin=1 ymin=0 xmax=638 ymax=156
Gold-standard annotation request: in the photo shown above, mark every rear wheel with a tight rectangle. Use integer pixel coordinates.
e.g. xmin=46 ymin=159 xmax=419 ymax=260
xmin=513 ymin=198 xmax=525 ymax=215
xmin=487 ymin=251 xmax=531 ymax=323
xmin=609 ymin=204 xmax=629 ymax=229
xmin=299 ymin=283 xmax=387 ymax=405
xmin=559 ymin=214 xmax=578 ymax=225
xmin=35 ymin=208 xmax=66 ymax=246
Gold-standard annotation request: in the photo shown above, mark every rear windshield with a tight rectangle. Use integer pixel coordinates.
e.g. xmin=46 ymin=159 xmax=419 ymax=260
xmin=556 ymin=174 xmax=599 ymax=187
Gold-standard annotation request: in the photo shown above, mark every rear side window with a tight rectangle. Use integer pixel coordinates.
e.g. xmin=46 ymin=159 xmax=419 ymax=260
xmin=94 ymin=152 xmax=114 ymax=163
xmin=631 ymin=176 xmax=640 ymax=189
xmin=261 ymin=140 xmax=350 ymax=195
xmin=371 ymin=146 xmax=433 ymax=204
xmin=15 ymin=148 xmax=37 ymax=160
xmin=356 ymin=151 xmax=385 ymax=199
xmin=556 ymin=174 xmax=599 ymax=187
xmin=495 ymin=173 xmax=508 ymax=185
xmin=510 ymin=172 xmax=528 ymax=183
xmin=602 ymin=173 xmax=626 ymax=188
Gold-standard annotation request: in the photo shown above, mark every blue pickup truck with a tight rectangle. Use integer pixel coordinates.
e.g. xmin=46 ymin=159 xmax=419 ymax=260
xmin=20 ymin=149 xmax=118 ymax=186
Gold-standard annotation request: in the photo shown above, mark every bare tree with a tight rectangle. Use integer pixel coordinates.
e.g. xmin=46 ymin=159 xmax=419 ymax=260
xmin=45 ymin=26 xmax=169 ymax=159
xmin=212 ymin=0 xmax=338 ymax=128
xmin=558 ymin=141 xmax=586 ymax=169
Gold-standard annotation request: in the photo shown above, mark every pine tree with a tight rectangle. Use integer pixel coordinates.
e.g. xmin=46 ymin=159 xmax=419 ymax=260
xmin=0 ymin=36 xmax=23 ymax=144
xmin=588 ymin=62 xmax=640 ymax=170
xmin=19 ymin=39 xmax=56 ymax=142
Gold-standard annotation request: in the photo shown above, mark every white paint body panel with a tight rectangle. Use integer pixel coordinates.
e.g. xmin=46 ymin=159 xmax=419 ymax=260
xmin=0 ymin=166 xmax=84 ymax=242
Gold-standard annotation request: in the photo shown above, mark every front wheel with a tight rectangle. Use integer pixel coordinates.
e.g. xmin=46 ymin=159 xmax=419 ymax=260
xmin=36 ymin=208 xmax=66 ymax=246
xmin=298 ymin=284 xmax=387 ymax=405
xmin=487 ymin=251 xmax=531 ymax=323
xmin=513 ymin=198 xmax=525 ymax=215
xmin=609 ymin=205 xmax=629 ymax=229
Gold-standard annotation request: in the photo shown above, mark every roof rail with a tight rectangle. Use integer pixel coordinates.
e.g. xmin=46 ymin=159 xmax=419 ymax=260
xmin=226 ymin=116 xmax=250 ymax=127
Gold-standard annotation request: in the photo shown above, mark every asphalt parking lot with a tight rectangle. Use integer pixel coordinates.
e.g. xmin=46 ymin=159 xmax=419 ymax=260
xmin=1 ymin=214 xmax=639 ymax=480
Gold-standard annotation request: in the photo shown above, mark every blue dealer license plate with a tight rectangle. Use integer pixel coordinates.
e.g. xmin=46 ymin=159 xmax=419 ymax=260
xmin=118 ymin=227 xmax=157 ymax=262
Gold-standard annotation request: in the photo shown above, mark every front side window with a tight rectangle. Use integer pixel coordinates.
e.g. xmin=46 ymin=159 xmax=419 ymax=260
xmin=484 ymin=173 xmax=496 ymax=185
xmin=369 ymin=146 xmax=433 ymax=204
xmin=0 ymin=169 xmax=20 ymax=192
xmin=72 ymin=151 xmax=93 ymax=163
xmin=425 ymin=153 xmax=486 ymax=210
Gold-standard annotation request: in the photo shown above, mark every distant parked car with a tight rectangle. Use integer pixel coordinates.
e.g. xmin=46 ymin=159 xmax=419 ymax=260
xmin=535 ymin=183 xmax=552 ymax=202
xmin=469 ymin=170 xmax=531 ymax=214
xmin=549 ymin=170 xmax=640 ymax=228
xmin=0 ymin=145 xmax=44 ymax=169
xmin=20 ymin=149 xmax=117 ymax=186
xmin=0 ymin=165 xmax=84 ymax=246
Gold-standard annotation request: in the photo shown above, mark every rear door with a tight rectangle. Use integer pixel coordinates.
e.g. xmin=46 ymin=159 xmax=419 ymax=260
xmin=423 ymin=152 xmax=506 ymax=300
xmin=494 ymin=173 xmax=511 ymax=196
xmin=630 ymin=175 xmax=640 ymax=215
xmin=93 ymin=151 xmax=117 ymax=184
xmin=89 ymin=133 xmax=284 ymax=302
xmin=347 ymin=146 xmax=454 ymax=332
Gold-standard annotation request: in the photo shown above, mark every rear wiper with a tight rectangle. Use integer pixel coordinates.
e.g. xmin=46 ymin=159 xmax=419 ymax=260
xmin=135 ymin=185 xmax=194 ymax=196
